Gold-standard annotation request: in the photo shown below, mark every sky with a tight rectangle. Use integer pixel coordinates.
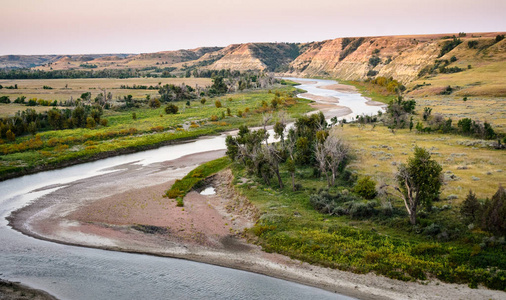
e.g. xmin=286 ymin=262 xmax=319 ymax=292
xmin=2 ymin=0 xmax=505 ymax=55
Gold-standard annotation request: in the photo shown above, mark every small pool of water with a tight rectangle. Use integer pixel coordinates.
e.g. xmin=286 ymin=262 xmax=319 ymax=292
xmin=200 ymin=187 xmax=216 ymax=195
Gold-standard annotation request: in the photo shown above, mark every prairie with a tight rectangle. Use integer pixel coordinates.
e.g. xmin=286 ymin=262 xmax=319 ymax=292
xmin=0 ymin=103 xmax=65 ymax=118
xmin=0 ymin=77 xmax=212 ymax=102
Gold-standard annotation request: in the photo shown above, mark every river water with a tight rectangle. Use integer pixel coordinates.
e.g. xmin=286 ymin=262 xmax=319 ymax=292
xmin=0 ymin=79 xmax=376 ymax=299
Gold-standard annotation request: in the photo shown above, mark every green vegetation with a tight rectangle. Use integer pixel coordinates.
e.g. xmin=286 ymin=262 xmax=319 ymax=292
xmin=0 ymin=85 xmax=313 ymax=180
xmin=165 ymin=157 xmax=231 ymax=205
xmin=340 ymin=38 xmax=365 ymax=61
xmin=226 ymin=119 xmax=504 ymax=290
xmin=231 ymin=151 xmax=504 ymax=290
xmin=391 ymin=147 xmax=443 ymax=225
xmin=439 ymin=37 xmax=462 ymax=57
xmin=341 ymin=76 xmax=405 ymax=104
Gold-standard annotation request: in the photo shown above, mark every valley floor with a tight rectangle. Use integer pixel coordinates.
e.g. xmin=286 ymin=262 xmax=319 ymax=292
xmin=8 ymin=153 xmax=504 ymax=300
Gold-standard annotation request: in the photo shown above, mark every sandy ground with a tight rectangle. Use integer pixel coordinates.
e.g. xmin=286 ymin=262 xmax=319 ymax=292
xmin=321 ymin=83 xmax=359 ymax=93
xmin=8 ymin=152 xmax=504 ymax=300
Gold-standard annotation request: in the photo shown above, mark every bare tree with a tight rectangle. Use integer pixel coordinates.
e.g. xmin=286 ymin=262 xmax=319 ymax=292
xmin=262 ymin=114 xmax=272 ymax=145
xmin=264 ymin=145 xmax=284 ymax=189
xmin=324 ymin=135 xmax=349 ymax=186
xmin=314 ymin=142 xmax=331 ymax=186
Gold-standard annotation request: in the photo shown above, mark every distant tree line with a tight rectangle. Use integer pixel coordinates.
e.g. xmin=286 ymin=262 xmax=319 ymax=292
xmin=0 ymin=69 xmax=141 ymax=79
xmin=0 ymin=105 xmax=105 ymax=140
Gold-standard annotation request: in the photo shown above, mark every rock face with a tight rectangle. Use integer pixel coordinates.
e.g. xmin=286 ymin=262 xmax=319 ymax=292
xmin=288 ymin=32 xmax=504 ymax=83
xmin=289 ymin=36 xmax=440 ymax=83
xmin=209 ymin=44 xmax=267 ymax=71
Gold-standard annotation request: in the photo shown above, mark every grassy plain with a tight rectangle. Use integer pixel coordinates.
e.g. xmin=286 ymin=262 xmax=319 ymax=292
xmin=0 ymin=103 xmax=66 ymax=118
xmin=338 ymin=125 xmax=505 ymax=200
xmin=0 ymin=85 xmax=313 ymax=180
xmin=0 ymin=77 xmax=212 ymax=103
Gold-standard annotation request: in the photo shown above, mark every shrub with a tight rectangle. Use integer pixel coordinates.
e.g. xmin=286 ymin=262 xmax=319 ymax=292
xmin=467 ymin=40 xmax=478 ymax=48
xmin=349 ymin=201 xmax=377 ymax=219
xmin=150 ymin=126 xmax=164 ymax=132
xmin=366 ymin=70 xmax=378 ymax=77
xmin=86 ymin=117 xmax=96 ymax=128
xmin=148 ymin=98 xmax=161 ymax=108
xmin=200 ymin=98 xmax=206 ymax=105
xmin=5 ymin=130 xmax=16 ymax=141
xmin=369 ymin=56 xmax=381 ymax=68
xmin=215 ymin=100 xmax=222 ymax=108
xmin=100 ymin=119 xmax=108 ymax=126
xmin=440 ymin=86 xmax=453 ymax=95
xmin=0 ymin=96 xmax=10 ymax=103
xmin=132 ymin=112 xmax=137 ymax=120
xmin=165 ymin=104 xmax=178 ymax=114
xmin=353 ymin=176 xmax=377 ymax=199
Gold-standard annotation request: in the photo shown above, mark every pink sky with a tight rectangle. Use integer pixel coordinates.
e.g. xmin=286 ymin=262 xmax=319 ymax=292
xmin=2 ymin=0 xmax=505 ymax=55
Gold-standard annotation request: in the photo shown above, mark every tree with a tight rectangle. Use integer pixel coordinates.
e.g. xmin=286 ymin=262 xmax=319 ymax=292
xmin=324 ymin=134 xmax=349 ymax=186
xmin=460 ymin=190 xmax=481 ymax=225
xmin=80 ymin=92 xmax=92 ymax=104
xmin=384 ymin=146 xmax=442 ymax=225
xmin=481 ymin=185 xmax=506 ymax=235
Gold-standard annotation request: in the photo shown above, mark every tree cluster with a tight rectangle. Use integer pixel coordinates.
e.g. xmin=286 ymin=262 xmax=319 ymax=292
xmin=0 ymin=105 xmax=104 ymax=140
xmin=461 ymin=187 xmax=506 ymax=236
xmin=415 ymin=115 xmax=499 ymax=141
xmin=367 ymin=76 xmax=405 ymax=93
xmin=0 ymin=68 xmax=140 ymax=79
xmin=226 ymin=112 xmax=350 ymax=191
xmin=383 ymin=95 xmax=416 ymax=131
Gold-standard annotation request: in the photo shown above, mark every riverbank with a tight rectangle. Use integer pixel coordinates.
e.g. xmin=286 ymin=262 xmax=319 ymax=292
xmin=8 ymin=160 xmax=504 ymax=300
xmin=0 ymin=279 xmax=57 ymax=300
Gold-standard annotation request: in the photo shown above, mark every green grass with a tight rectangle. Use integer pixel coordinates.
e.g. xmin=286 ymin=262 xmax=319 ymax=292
xmin=339 ymin=80 xmax=397 ymax=104
xmin=165 ymin=156 xmax=231 ymax=205
xmin=0 ymin=86 xmax=314 ymax=180
xmin=231 ymin=160 xmax=506 ymax=290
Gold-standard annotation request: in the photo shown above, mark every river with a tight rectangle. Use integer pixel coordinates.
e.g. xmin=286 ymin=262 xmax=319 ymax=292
xmin=0 ymin=79 xmax=380 ymax=299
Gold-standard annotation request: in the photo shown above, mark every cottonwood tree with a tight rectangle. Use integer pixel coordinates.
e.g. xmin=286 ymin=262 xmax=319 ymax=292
xmin=382 ymin=146 xmax=442 ymax=225
xmin=324 ymin=134 xmax=349 ymax=186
